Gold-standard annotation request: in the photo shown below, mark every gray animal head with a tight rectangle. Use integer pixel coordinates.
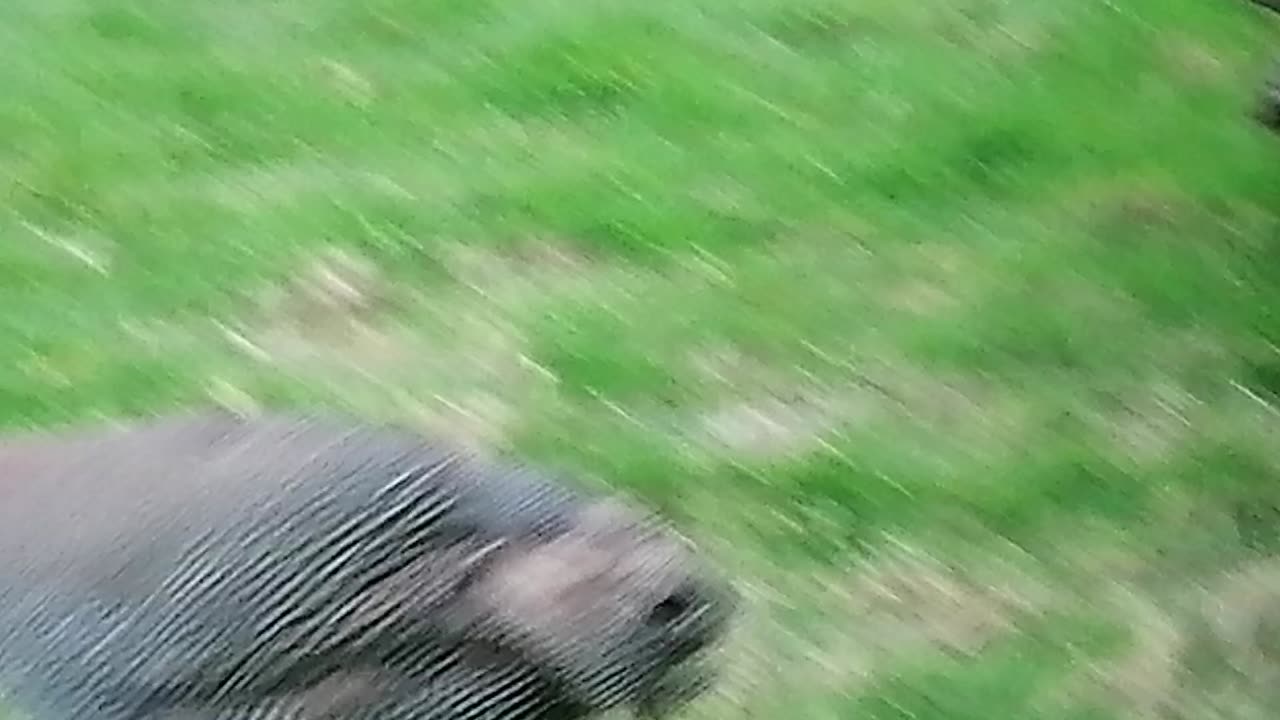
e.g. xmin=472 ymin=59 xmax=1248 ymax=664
xmin=0 ymin=411 xmax=736 ymax=720
xmin=444 ymin=497 xmax=737 ymax=718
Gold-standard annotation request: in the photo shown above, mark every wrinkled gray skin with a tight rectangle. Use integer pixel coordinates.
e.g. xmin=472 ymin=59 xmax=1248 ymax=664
xmin=1251 ymin=0 xmax=1280 ymax=133
xmin=1258 ymin=60 xmax=1280 ymax=132
xmin=0 ymin=411 xmax=735 ymax=720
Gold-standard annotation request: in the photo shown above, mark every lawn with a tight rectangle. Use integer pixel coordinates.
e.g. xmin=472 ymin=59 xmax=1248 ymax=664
xmin=3 ymin=0 xmax=1280 ymax=717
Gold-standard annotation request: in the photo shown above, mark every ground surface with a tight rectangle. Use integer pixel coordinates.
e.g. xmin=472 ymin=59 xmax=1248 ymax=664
xmin=3 ymin=0 xmax=1280 ymax=717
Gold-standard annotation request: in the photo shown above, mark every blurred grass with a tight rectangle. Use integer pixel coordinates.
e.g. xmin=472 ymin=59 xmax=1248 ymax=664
xmin=4 ymin=0 xmax=1280 ymax=717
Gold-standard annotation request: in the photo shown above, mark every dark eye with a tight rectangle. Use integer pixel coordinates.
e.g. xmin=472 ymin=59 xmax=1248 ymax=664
xmin=648 ymin=590 xmax=692 ymax=626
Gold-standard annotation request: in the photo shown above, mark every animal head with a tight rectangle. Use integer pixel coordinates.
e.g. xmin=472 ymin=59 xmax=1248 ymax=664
xmin=454 ymin=497 xmax=737 ymax=717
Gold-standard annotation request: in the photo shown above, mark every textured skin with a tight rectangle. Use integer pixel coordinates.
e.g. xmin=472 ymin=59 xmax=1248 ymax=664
xmin=1258 ymin=60 xmax=1280 ymax=133
xmin=1251 ymin=0 xmax=1280 ymax=133
xmin=0 ymin=411 xmax=733 ymax=720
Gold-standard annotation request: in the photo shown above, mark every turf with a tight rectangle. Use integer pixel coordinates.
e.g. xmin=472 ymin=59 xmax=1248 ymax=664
xmin=4 ymin=0 xmax=1280 ymax=716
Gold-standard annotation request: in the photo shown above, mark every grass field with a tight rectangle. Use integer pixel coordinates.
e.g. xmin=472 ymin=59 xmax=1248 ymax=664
xmin=4 ymin=0 xmax=1280 ymax=717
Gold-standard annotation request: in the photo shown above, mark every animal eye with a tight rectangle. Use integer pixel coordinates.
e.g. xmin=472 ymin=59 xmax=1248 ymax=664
xmin=647 ymin=590 xmax=692 ymax=626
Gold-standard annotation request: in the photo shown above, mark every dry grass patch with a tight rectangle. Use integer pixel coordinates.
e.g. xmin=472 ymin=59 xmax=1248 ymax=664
xmin=210 ymin=240 xmax=634 ymax=449
xmin=684 ymin=533 xmax=1053 ymax=717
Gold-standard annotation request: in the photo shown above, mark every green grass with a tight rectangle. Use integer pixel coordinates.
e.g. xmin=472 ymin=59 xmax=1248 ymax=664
xmin=4 ymin=0 xmax=1280 ymax=716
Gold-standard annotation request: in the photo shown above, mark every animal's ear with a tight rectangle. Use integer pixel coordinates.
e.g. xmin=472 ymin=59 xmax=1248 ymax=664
xmin=340 ymin=537 xmax=509 ymax=638
xmin=405 ymin=538 xmax=509 ymax=610
xmin=574 ymin=497 xmax=647 ymax=533
xmin=567 ymin=498 xmax=689 ymax=569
